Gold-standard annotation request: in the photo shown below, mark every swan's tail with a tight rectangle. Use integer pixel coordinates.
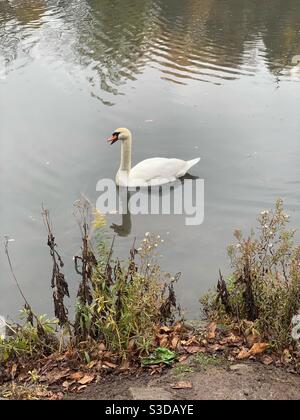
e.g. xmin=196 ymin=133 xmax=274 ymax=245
xmin=185 ymin=157 xmax=200 ymax=173
xmin=176 ymin=158 xmax=200 ymax=177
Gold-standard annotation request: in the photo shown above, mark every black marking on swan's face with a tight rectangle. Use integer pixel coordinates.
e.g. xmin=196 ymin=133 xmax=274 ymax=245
xmin=108 ymin=131 xmax=120 ymax=145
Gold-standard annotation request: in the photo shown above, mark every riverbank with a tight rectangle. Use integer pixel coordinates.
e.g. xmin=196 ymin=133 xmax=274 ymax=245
xmin=1 ymin=318 xmax=300 ymax=400
xmin=1 ymin=200 xmax=300 ymax=400
xmin=2 ymin=350 xmax=300 ymax=400
xmin=70 ymin=360 xmax=300 ymax=401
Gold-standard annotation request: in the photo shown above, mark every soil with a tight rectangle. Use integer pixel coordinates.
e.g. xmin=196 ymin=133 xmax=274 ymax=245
xmin=67 ymin=360 xmax=300 ymax=400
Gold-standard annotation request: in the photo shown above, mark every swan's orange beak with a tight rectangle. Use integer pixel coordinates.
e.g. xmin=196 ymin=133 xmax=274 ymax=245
xmin=107 ymin=134 xmax=119 ymax=145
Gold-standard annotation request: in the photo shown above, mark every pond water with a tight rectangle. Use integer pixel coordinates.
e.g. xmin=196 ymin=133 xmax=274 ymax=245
xmin=0 ymin=0 xmax=300 ymax=319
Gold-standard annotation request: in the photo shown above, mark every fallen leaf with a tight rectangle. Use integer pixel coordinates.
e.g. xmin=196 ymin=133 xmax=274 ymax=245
xmin=282 ymin=349 xmax=292 ymax=364
xmin=120 ymin=360 xmax=130 ymax=371
xmin=149 ymin=365 xmax=163 ymax=375
xmin=49 ymin=392 xmax=64 ymax=400
xmin=87 ymin=361 xmax=97 ymax=369
xmin=159 ymin=336 xmax=169 ymax=348
xmin=237 ymin=343 xmax=269 ymax=360
xmin=178 ymin=355 xmax=189 ymax=363
xmin=183 ymin=336 xmax=199 ymax=346
xmin=46 ymin=368 xmax=70 ymax=384
xmin=237 ymin=348 xmax=251 ymax=360
xmin=128 ymin=339 xmax=136 ymax=351
xmin=185 ymin=345 xmax=202 ymax=354
xmin=249 ymin=342 xmax=269 ymax=356
xmin=103 ymin=361 xmax=117 ymax=369
xmin=160 ymin=326 xmax=172 ymax=333
xmin=98 ymin=343 xmax=106 ymax=352
xmin=171 ymin=336 xmax=180 ymax=349
xmin=10 ymin=363 xmax=17 ymax=379
xmin=78 ymin=375 xmax=95 ymax=385
xmin=77 ymin=385 xmax=87 ymax=392
xmin=220 ymin=333 xmax=242 ymax=346
xmin=171 ymin=381 xmax=193 ymax=389
xmin=207 ymin=322 xmax=217 ymax=339
xmin=208 ymin=344 xmax=224 ymax=352
xmin=245 ymin=334 xmax=256 ymax=348
xmin=262 ymin=355 xmax=273 ymax=365
xmin=69 ymin=372 xmax=85 ymax=381
xmin=62 ymin=380 xmax=75 ymax=389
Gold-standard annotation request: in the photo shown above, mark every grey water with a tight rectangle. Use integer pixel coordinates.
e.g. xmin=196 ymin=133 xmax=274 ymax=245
xmin=0 ymin=0 xmax=300 ymax=319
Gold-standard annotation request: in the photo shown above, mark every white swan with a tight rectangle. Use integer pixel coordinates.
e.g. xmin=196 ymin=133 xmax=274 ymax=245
xmin=107 ymin=128 xmax=200 ymax=187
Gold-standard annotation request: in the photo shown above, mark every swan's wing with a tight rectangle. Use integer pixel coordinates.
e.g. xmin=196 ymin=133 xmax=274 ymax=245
xmin=130 ymin=158 xmax=190 ymax=183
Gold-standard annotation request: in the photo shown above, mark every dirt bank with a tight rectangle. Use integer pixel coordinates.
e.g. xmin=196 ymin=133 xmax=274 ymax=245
xmin=69 ymin=360 xmax=300 ymax=400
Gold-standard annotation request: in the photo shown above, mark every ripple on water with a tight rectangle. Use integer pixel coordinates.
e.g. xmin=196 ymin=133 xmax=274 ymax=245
xmin=1 ymin=0 xmax=299 ymax=92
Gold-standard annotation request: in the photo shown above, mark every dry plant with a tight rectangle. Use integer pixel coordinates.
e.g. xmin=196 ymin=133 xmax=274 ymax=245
xmin=1 ymin=198 xmax=180 ymax=370
xmin=201 ymin=199 xmax=300 ymax=349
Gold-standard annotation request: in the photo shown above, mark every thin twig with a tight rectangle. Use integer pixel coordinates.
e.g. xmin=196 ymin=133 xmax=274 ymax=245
xmin=4 ymin=237 xmax=33 ymax=312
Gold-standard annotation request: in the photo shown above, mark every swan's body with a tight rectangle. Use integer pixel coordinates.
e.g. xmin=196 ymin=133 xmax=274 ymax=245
xmin=108 ymin=128 xmax=200 ymax=187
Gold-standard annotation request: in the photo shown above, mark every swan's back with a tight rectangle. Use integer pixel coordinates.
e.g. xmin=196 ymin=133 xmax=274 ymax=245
xmin=129 ymin=157 xmax=200 ymax=186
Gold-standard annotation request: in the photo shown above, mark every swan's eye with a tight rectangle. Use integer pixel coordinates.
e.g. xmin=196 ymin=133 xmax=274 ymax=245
xmin=113 ymin=131 xmax=120 ymax=138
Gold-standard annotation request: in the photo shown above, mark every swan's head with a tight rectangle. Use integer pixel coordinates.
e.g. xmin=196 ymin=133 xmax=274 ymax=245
xmin=107 ymin=127 xmax=131 ymax=145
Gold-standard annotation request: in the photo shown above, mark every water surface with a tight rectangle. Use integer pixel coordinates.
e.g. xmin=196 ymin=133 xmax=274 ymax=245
xmin=1 ymin=0 xmax=300 ymax=318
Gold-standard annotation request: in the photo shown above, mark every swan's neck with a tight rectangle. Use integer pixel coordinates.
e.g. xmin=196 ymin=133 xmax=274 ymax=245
xmin=120 ymin=136 xmax=132 ymax=172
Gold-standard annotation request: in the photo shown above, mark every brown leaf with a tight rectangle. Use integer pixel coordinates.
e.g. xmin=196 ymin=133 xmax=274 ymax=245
xmin=49 ymin=392 xmax=64 ymax=400
xmin=160 ymin=338 xmax=169 ymax=348
xmin=46 ymin=368 xmax=70 ymax=384
xmin=178 ymin=355 xmax=189 ymax=363
xmin=262 ymin=355 xmax=273 ymax=366
xmin=171 ymin=336 xmax=180 ymax=349
xmin=77 ymin=385 xmax=87 ymax=392
xmin=98 ymin=343 xmax=106 ymax=352
xmin=237 ymin=343 xmax=269 ymax=360
xmin=160 ymin=326 xmax=172 ymax=333
xmin=87 ymin=361 xmax=97 ymax=369
xmin=208 ymin=343 xmax=224 ymax=352
xmin=245 ymin=332 xmax=259 ymax=348
xmin=174 ymin=322 xmax=183 ymax=332
xmin=10 ymin=363 xmax=18 ymax=379
xmin=78 ymin=375 xmax=95 ymax=385
xmin=69 ymin=372 xmax=85 ymax=381
xmin=120 ymin=360 xmax=130 ymax=371
xmin=128 ymin=339 xmax=136 ymax=351
xmin=282 ymin=349 xmax=292 ymax=364
xmin=237 ymin=348 xmax=251 ymax=360
xmin=183 ymin=336 xmax=199 ymax=346
xmin=150 ymin=366 xmax=163 ymax=375
xmin=62 ymin=380 xmax=75 ymax=389
xmin=103 ymin=361 xmax=117 ymax=369
xmin=220 ymin=333 xmax=243 ymax=346
xmin=171 ymin=381 xmax=193 ymax=389
xmin=249 ymin=342 xmax=269 ymax=356
xmin=207 ymin=322 xmax=217 ymax=339
xmin=185 ymin=345 xmax=202 ymax=354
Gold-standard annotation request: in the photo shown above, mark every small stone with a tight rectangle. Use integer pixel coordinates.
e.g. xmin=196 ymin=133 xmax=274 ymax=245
xmin=230 ymin=364 xmax=253 ymax=374
xmin=129 ymin=387 xmax=172 ymax=400
xmin=184 ymin=320 xmax=208 ymax=331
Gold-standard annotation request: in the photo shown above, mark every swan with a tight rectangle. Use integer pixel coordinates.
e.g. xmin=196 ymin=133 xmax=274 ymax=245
xmin=107 ymin=128 xmax=200 ymax=187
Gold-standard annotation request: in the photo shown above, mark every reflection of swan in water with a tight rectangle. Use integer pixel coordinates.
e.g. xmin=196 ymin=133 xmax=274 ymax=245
xmin=110 ymin=187 xmax=132 ymax=237
xmin=109 ymin=172 xmax=199 ymax=237
xmin=290 ymin=66 xmax=300 ymax=79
